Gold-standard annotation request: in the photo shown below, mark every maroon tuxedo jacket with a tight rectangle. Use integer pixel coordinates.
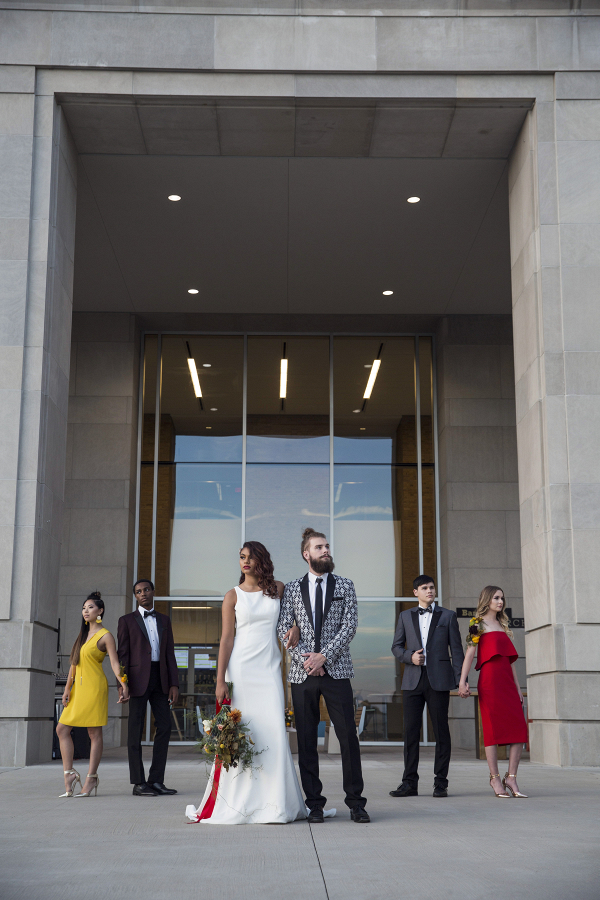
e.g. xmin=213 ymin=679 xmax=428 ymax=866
xmin=117 ymin=609 xmax=179 ymax=698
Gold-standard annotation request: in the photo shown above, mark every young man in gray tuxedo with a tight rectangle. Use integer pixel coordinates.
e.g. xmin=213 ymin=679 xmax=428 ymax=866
xmin=390 ymin=575 xmax=464 ymax=798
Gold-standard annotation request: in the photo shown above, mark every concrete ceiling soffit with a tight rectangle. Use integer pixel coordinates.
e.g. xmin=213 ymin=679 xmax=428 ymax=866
xmin=73 ymin=161 xmax=136 ymax=312
xmin=443 ymin=165 xmax=511 ymax=314
xmin=60 ymin=97 xmax=531 ymax=159
xmin=72 ymin=154 xmax=511 ymax=316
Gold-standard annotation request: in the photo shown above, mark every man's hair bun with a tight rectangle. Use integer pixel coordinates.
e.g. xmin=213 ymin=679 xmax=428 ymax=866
xmin=301 ymin=527 xmax=327 ymax=558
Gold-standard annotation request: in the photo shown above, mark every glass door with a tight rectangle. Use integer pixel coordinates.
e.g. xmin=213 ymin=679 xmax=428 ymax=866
xmin=136 ymin=332 xmax=439 ymax=744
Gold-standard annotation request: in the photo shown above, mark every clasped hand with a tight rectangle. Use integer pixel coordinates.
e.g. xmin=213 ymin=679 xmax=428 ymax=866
xmin=117 ymin=684 xmax=130 ymax=704
xmin=302 ymin=652 xmax=326 ymax=676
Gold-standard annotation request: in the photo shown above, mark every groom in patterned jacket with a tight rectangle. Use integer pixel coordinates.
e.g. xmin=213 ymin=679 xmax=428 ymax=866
xmin=277 ymin=527 xmax=369 ymax=824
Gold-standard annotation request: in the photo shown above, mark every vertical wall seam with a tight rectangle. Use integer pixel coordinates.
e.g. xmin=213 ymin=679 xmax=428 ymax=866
xmin=550 ymin=84 xmax=576 ymax=628
xmin=132 ymin=327 xmax=145 ymax=604
xmin=150 ymin=334 xmax=161 ymax=586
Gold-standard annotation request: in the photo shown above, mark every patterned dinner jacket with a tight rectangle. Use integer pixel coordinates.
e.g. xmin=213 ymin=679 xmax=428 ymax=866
xmin=277 ymin=572 xmax=358 ymax=683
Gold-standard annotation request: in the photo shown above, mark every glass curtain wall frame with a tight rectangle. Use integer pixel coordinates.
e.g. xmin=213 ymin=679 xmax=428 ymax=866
xmin=135 ymin=332 xmax=441 ymax=746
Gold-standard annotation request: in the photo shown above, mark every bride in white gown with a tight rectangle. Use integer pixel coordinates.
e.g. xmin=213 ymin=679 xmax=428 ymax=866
xmin=186 ymin=541 xmax=306 ymax=825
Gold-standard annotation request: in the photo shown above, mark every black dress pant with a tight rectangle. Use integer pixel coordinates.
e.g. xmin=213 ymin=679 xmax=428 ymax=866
xmin=402 ymin=667 xmax=451 ymax=790
xmin=292 ymin=674 xmax=366 ymax=811
xmin=128 ymin=662 xmax=172 ymax=786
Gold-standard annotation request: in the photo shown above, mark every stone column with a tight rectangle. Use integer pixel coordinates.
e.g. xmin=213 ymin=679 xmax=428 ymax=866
xmin=436 ymin=315 xmax=522 ymax=750
xmin=59 ymin=312 xmax=140 ymax=749
xmin=0 ymin=69 xmax=77 ymax=766
xmin=508 ymin=77 xmax=600 ymax=766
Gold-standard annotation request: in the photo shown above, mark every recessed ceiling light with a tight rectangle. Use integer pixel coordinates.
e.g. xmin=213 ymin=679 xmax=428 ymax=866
xmin=203 ymin=364 xmax=211 ymax=368
xmin=364 ymin=364 xmax=372 ymax=368
xmin=168 ymin=195 xmax=181 ymax=201
xmin=206 ymin=426 xmax=212 ymax=430
xmin=353 ymin=409 xmax=361 ymax=414
xmin=188 ymin=289 xmax=199 ymax=294
xmin=383 ymin=290 xmax=393 ymax=296
xmin=210 ymin=408 xmax=218 ymax=411
xmin=407 ymin=197 xmax=420 ymax=203
xmin=360 ymin=427 xmax=366 ymax=431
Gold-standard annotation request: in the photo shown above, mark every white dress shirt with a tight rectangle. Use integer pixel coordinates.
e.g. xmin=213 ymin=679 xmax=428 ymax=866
xmin=307 ymin=571 xmax=330 ymax=624
xmin=418 ymin=601 xmax=436 ymax=665
xmin=139 ymin=606 xmax=160 ymax=662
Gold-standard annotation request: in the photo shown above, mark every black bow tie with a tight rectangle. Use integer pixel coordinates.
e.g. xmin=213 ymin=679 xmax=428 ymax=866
xmin=143 ymin=610 xmax=156 ymax=618
xmin=419 ymin=606 xmax=433 ymax=615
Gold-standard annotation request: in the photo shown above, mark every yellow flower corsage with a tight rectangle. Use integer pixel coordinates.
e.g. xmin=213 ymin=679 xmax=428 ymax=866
xmin=119 ymin=662 xmax=128 ymax=685
xmin=466 ymin=617 xmax=483 ymax=648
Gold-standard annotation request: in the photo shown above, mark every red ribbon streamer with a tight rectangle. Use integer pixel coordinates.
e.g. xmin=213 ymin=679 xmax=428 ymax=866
xmin=196 ymin=697 xmax=231 ymax=821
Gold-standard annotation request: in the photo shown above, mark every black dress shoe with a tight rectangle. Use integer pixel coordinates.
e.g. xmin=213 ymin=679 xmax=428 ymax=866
xmin=307 ymin=807 xmax=324 ymax=823
xmin=132 ymin=783 xmax=158 ymax=796
xmin=350 ymin=806 xmax=370 ymax=823
xmin=432 ymin=787 xmax=448 ymax=798
xmin=150 ymin=782 xmax=177 ymax=795
xmin=389 ymin=784 xmax=418 ymax=797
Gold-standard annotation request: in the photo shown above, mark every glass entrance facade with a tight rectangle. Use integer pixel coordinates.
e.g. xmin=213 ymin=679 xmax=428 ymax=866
xmin=135 ymin=333 xmax=439 ymax=743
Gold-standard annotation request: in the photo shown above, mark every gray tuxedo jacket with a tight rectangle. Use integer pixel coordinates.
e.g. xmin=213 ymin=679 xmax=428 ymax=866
xmin=391 ymin=605 xmax=464 ymax=692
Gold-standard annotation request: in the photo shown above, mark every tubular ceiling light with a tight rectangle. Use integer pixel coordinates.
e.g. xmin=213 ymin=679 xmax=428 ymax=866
xmin=407 ymin=197 xmax=420 ymax=203
xmin=203 ymin=363 xmax=211 ymax=367
xmin=188 ymin=289 xmax=199 ymax=294
xmin=168 ymin=195 xmax=181 ymax=201
xmin=353 ymin=409 xmax=361 ymax=413
xmin=280 ymin=358 xmax=288 ymax=399
xmin=187 ymin=358 xmax=202 ymax=398
xmin=210 ymin=407 xmax=218 ymax=411
xmin=363 ymin=358 xmax=381 ymax=399
xmin=173 ymin=606 xmax=212 ymax=609
xmin=382 ymin=290 xmax=393 ymax=295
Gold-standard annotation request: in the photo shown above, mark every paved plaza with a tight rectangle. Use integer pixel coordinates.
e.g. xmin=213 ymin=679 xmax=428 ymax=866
xmin=1 ymin=747 xmax=598 ymax=900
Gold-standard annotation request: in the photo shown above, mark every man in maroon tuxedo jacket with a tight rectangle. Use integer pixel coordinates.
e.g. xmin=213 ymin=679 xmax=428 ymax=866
xmin=118 ymin=579 xmax=179 ymax=796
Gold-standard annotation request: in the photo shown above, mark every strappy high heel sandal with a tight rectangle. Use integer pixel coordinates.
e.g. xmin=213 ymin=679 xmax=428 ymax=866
xmin=489 ymin=773 xmax=510 ymax=798
xmin=59 ymin=769 xmax=82 ymax=797
xmin=503 ymin=772 xmax=528 ymax=798
xmin=75 ymin=773 xmax=100 ymax=797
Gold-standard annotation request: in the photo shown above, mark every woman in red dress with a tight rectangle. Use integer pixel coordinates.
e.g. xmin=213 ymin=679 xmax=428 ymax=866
xmin=458 ymin=586 xmax=528 ymax=799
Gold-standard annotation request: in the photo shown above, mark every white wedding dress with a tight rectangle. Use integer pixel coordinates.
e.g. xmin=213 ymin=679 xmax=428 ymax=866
xmin=186 ymin=586 xmax=306 ymax=825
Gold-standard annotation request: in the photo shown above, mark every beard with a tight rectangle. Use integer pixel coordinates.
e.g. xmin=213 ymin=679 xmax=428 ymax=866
xmin=310 ymin=554 xmax=335 ymax=575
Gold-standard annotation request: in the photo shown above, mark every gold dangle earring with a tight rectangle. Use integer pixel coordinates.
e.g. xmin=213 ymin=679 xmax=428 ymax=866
xmin=96 ymin=615 xmax=102 ymax=623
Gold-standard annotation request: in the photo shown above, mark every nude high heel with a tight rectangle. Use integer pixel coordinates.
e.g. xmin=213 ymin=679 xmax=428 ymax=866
xmin=489 ymin=773 xmax=510 ymax=798
xmin=59 ymin=769 xmax=81 ymax=797
xmin=503 ymin=772 xmax=528 ymax=798
xmin=76 ymin=773 xmax=99 ymax=797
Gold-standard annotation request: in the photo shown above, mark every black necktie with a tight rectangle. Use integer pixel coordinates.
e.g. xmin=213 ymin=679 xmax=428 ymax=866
xmin=144 ymin=610 xmax=156 ymax=618
xmin=314 ymin=578 xmax=323 ymax=653
xmin=419 ymin=606 xmax=432 ymax=616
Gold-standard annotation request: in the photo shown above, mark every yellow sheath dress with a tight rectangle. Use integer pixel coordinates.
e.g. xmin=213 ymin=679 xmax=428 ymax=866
xmin=59 ymin=628 xmax=109 ymax=727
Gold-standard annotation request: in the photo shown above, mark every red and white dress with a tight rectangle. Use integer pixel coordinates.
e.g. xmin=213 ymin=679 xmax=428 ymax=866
xmin=186 ymin=586 xmax=306 ymax=825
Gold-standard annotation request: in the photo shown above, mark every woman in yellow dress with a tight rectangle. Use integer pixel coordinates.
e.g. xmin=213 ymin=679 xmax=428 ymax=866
xmin=57 ymin=591 xmax=128 ymax=797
